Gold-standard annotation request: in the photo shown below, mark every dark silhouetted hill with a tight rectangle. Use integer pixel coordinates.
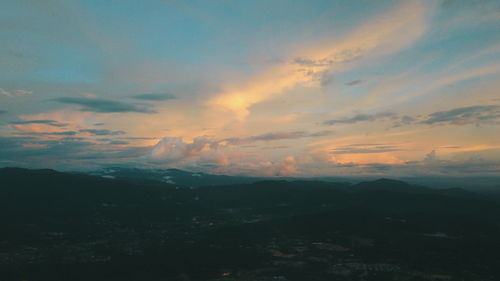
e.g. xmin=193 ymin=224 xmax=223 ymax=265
xmin=2 ymin=167 xmax=500 ymax=281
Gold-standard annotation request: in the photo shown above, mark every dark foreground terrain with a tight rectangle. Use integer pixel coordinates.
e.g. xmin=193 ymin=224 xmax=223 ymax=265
xmin=1 ymin=168 xmax=500 ymax=281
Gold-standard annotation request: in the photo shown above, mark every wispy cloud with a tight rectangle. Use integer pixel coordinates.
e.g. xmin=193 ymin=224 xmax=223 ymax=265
xmin=331 ymin=144 xmax=401 ymax=154
xmin=108 ymin=140 xmax=129 ymax=145
xmin=131 ymin=93 xmax=176 ymax=101
xmin=324 ymin=112 xmax=395 ymax=125
xmin=0 ymin=88 xmax=32 ymax=97
xmin=224 ymin=130 xmax=334 ymax=145
xmin=10 ymin=119 xmax=68 ymax=127
xmin=209 ymin=1 xmax=428 ymax=120
xmin=346 ymin=79 xmax=363 ymax=86
xmin=421 ymin=105 xmax=500 ymax=125
xmin=54 ymin=97 xmax=156 ymax=113
xmin=0 ymin=136 xmax=153 ymax=170
xmin=392 ymin=115 xmax=416 ymax=128
xmin=15 ymin=131 xmax=78 ymax=136
xmin=80 ymin=129 xmax=126 ymax=136
xmin=2 ymin=0 xmax=500 ymax=177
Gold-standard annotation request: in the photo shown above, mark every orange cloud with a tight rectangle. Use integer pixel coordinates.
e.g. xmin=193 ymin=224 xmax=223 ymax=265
xmin=208 ymin=0 xmax=428 ymax=120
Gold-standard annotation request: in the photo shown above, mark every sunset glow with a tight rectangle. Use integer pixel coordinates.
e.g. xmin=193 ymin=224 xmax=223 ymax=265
xmin=1 ymin=0 xmax=499 ymax=177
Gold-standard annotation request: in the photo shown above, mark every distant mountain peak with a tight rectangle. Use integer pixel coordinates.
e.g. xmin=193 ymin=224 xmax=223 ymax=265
xmin=352 ymin=178 xmax=428 ymax=193
xmin=372 ymin=178 xmax=411 ymax=185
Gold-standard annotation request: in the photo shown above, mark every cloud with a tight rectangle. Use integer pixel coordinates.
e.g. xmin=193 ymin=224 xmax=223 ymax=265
xmin=131 ymin=93 xmax=176 ymax=101
xmin=225 ymin=131 xmax=306 ymax=144
xmin=0 ymin=136 xmax=92 ymax=160
xmin=421 ymin=105 xmax=500 ymax=125
xmin=151 ymin=137 xmax=218 ymax=164
xmin=346 ymin=79 xmax=363 ymax=86
xmin=150 ymin=130 xmax=333 ymax=166
xmin=331 ymin=144 xmax=401 ymax=154
xmin=54 ymin=97 xmax=156 ymax=113
xmin=293 ymin=48 xmax=365 ymax=69
xmin=224 ymin=130 xmax=334 ymax=145
xmin=278 ymin=156 xmax=296 ymax=176
xmin=208 ymin=1 xmax=429 ymax=120
xmin=43 ymin=131 xmax=77 ymax=136
xmin=0 ymin=89 xmax=12 ymax=97
xmin=14 ymin=131 xmax=78 ymax=136
xmin=0 ymin=88 xmax=32 ymax=97
xmin=324 ymin=112 xmax=395 ymax=125
xmin=15 ymin=131 xmax=78 ymax=136
xmin=10 ymin=119 xmax=68 ymax=127
xmin=441 ymin=0 xmax=500 ymax=24
xmin=424 ymin=150 xmax=437 ymax=163
xmin=308 ymin=130 xmax=335 ymax=137
xmin=392 ymin=115 xmax=416 ymax=127
xmin=293 ymin=57 xmax=334 ymax=67
xmin=148 ymin=130 xmax=335 ymax=175
xmin=126 ymin=137 xmax=158 ymax=140
xmin=14 ymin=89 xmax=32 ymax=96
xmin=97 ymin=138 xmax=129 ymax=145
xmin=45 ymin=131 xmax=77 ymax=136
xmin=108 ymin=140 xmax=129 ymax=145
xmin=0 ymin=136 xmax=154 ymax=170
xmin=320 ymin=71 xmax=335 ymax=87
xmin=401 ymin=115 xmax=415 ymax=124
xmin=80 ymin=129 xmax=126 ymax=136
xmin=246 ymin=131 xmax=308 ymax=141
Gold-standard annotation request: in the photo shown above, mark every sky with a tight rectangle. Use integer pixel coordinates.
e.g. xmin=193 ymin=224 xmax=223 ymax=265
xmin=1 ymin=0 xmax=500 ymax=177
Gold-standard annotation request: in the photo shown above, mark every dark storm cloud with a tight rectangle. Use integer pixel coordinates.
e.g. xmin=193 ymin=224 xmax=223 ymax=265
xmin=421 ymin=105 xmax=500 ymax=125
xmin=324 ymin=112 xmax=395 ymax=125
xmin=10 ymin=119 xmax=68 ymax=127
xmin=54 ymin=97 xmax=156 ymax=113
xmin=131 ymin=93 xmax=176 ymax=101
xmin=80 ymin=129 xmax=126 ymax=136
